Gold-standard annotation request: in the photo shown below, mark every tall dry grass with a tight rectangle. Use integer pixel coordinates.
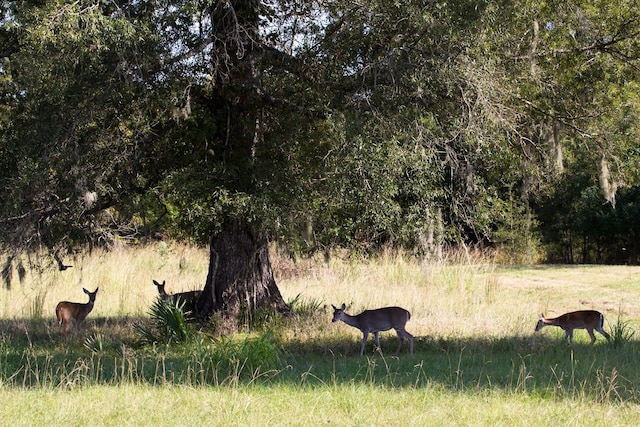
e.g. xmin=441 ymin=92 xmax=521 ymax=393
xmin=279 ymin=250 xmax=534 ymax=340
xmin=0 ymin=243 xmax=208 ymax=320
xmin=1 ymin=242 xmax=639 ymax=343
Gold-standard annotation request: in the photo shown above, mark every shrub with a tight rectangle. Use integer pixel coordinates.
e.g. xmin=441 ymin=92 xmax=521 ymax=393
xmin=135 ymin=299 xmax=192 ymax=345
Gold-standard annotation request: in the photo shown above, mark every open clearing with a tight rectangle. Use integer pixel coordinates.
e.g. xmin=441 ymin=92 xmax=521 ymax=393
xmin=1 ymin=246 xmax=640 ymax=425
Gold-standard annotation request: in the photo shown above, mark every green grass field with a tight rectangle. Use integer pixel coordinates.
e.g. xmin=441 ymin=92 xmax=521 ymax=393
xmin=1 ymin=244 xmax=640 ymax=425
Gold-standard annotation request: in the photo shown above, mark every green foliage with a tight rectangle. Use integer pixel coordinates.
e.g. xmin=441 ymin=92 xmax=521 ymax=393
xmin=84 ymin=333 xmax=106 ymax=355
xmin=1 ymin=0 xmax=640 ymax=262
xmin=136 ymin=299 xmax=192 ymax=345
xmin=537 ymin=173 xmax=640 ymax=263
xmin=286 ymin=293 xmax=324 ymax=317
xmin=609 ymin=312 xmax=636 ymax=348
xmin=491 ymin=193 xmax=543 ymax=264
xmin=205 ymin=331 xmax=282 ymax=377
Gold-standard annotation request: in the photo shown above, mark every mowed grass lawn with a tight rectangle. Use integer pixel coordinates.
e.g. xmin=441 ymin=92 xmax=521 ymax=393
xmin=1 ymin=244 xmax=640 ymax=425
xmin=3 ymin=384 xmax=639 ymax=426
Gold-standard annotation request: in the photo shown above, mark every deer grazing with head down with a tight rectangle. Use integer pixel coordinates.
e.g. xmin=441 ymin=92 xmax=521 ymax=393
xmin=535 ymin=310 xmax=611 ymax=344
xmin=331 ymin=303 xmax=414 ymax=355
xmin=153 ymin=279 xmax=202 ymax=315
xmin=55 ymin=287 xmax=98 ymax=335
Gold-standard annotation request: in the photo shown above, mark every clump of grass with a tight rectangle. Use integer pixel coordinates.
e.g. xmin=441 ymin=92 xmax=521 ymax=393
xmin=609 ymin=311 xmax=636 ymax=348
xmin=287 ymin=293 xmax=324 ymax=317
xmin=594 ymin=367 xmax=624 ymax=404
xmin=214 ymin=331 xmax=281 ymax=371
xmin=29 ymin=288 xmax=48 ymax=319
xmin=184 ymin=330 xmax=282 ymax=385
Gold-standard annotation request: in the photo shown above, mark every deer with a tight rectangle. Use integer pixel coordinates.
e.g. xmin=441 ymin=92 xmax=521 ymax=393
xmin=55 ymin=287 xmax=98 ymax=335
xmin=331 ymin=303 xmax=414 ymax=355
xmin=535 ymin=310 xmax=611 ymax=344
xmin=153 ymin=279 xmax=202 ymax=315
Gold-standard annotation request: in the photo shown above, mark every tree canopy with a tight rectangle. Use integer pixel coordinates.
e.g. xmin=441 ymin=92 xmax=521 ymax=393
xmin=2 ymin=0 xmax=640 ymax=276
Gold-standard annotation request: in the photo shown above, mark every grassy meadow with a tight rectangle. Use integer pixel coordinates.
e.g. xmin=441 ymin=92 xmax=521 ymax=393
xmin=1 ymin=243 xmax=640 ymax=425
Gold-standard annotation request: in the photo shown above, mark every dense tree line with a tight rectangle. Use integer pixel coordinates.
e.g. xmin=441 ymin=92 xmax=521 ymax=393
xmin=1 ymin=1 xmax=640 ymax=319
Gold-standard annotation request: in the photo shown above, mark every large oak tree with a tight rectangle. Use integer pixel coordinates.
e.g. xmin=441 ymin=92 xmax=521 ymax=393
xmin=2 ymin=0 xmax=640 ymax=322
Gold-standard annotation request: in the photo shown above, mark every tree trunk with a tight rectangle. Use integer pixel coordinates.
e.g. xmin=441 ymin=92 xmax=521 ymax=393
xmin=190 ymin=1 xmax=291 ymax=326
xmin=195 ymin=220 xmax=289 ymax=325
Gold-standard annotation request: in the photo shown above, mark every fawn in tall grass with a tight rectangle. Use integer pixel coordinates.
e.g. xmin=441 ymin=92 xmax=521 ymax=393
xmin=55 ymin=287 xmax=98 ymax=335
xmin=331 ymin=303 xmax=414 ymax=355
xmin=535 ymin=310 xmax=611 ymax=344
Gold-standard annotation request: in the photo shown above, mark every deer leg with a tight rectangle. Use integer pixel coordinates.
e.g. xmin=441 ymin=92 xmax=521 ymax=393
xmin=565 ymin=329 xmax=574 ymax=344
xmin=587 ymin=329 xmax=596 ymax=344
xmin=360 ymin=332 xmax=369 ymax=356
xmin=405 ymin=330 xmax=414 ymax=354
xmin=395 ymin=329 xmax=415 ymax=355
xmin=596 ymin=326 xmax=611 ymax=342
xmin=394 ymin=329 xmax=404 ymax=355
xmin=374 ymin=331 xmax=382 ymax=353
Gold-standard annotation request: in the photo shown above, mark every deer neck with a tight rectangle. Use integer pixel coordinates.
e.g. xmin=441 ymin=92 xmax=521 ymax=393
xmin=545 ymin=317 xmax=561 ymax=326
xmin=340 ymin=312 xmax=363 ymax=329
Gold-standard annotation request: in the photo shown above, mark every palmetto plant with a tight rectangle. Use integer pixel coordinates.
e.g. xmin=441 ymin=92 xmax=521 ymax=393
xmin=136 ymin=298 xmax=192 ymax=345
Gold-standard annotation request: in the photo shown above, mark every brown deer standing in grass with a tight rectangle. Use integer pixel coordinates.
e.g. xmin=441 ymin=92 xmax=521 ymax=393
xmin=153 ymin=279 xmax=202 ymax=315
xmin=535 ymin=310 xmax=611 ymax=344
xmin=331 ymin=303 xmax=414 ymax=355
xmin=55 ymin=287 xmax=98 ymax=335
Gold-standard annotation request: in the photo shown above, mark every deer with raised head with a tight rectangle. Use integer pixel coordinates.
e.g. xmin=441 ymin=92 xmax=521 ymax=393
xmin=153 ymin=279 xmax=202 ymax=315
xmin=535 ymin=310 xmax=611 ymax=344
xmin=331 ymin=303 xmax=414 ymax=355
xmin=55 ymin=287 xmax=98 ymax=335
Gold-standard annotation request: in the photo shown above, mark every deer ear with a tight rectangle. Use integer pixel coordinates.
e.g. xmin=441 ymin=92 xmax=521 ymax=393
xmin=331 ymin=304 xmax=337 ymax=310
xmin=153 ymin=280 xmax=160 ymax=286
xmin=83 ymin=288 xmax=89 ymax=294
xmin=341 ymin=303 xmax=346 ymax=310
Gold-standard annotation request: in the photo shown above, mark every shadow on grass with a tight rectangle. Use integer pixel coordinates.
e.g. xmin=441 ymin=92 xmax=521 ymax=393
xmin=1 ymin=316 xmax=638 ymax=403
